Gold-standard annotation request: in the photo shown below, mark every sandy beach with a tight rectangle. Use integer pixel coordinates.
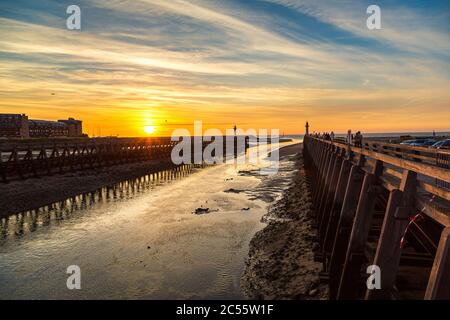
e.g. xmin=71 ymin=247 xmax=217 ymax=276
xmin=241 ymin=146 xmax=328 ymax=299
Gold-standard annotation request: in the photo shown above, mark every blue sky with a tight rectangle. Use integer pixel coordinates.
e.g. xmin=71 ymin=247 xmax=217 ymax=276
xmin=0 ymin=0 xmax=449 ymax=135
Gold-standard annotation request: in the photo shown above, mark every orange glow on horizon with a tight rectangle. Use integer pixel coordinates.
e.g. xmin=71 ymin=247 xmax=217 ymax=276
xmin=1 ymin=104 xmax=449 ymax=138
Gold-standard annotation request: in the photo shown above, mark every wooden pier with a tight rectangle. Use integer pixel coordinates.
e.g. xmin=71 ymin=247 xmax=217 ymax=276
xmin=0 ymin=136 xmax=249 ymax=183
xmin=303 ymin=135 xmax=449 ymax=300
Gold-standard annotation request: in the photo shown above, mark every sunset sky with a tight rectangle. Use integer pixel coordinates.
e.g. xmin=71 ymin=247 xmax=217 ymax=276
xmin=1 ymin=0 xmax=449 ymax=136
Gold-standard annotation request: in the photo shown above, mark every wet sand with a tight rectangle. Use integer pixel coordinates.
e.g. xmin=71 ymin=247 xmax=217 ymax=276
xmin=1 ymin=141 xmax=327 ymax=300
xmin=0 ymin=143 xmax=293 ymax=299
xmin=241 ymin=145 xmax=328 ymax=299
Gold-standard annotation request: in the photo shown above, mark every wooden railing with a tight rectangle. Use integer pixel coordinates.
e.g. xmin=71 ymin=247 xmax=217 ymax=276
xmin=303 ymin=135 xmax=450 ymax=300
xmin=0 ymin=137 xmax=176 ymax=182
xmin=0 ymin=136 xmax=249 ymax=182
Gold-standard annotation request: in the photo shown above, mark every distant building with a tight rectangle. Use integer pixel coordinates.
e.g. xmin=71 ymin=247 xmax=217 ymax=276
xmin=0 ymin=113 xmax=83 ymax=138
xmin=29 ymin=120 xmax=68 ymax=137
xmin=58 ymin=118 xmax=83 ymax=137
xmin=0 ymin=114 xmax=30 ymax=138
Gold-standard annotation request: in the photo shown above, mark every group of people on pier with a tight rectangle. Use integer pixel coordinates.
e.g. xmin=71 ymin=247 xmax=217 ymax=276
xmin=348 ymin=130 xmax=364 ymax=147
xmin=311 ymin=131 xmax=335 ymax=141
xmin=310 ymin=129 xmax=364 ymax=148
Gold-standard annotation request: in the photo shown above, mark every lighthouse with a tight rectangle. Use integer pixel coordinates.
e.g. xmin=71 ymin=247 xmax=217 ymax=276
xmin=305 ymin=121 xmax=310 ymax=136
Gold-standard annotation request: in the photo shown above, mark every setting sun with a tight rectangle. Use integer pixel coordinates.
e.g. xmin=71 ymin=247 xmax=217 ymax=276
xmin=144 ymin=125 xmax=156 ymax=135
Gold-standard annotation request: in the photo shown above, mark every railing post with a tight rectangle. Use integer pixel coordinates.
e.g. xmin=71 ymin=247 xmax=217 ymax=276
xmin=337 ymin=160 xmax=384 ymax=299
xmin=327 ymin=156 xmax=365 ymax=299
xmin=425 ymin=227 xmax=450 ymax=299
xmin=317 ymin=147 xmax=338 ymax=226
xmin=12 ymin=147 xmax=23 ymax=179
xmin=314 ymin=144 xmax=333 ymax=212
xmin=365 ymin=169 xmax=417 ymax=300
xmin=314 ymin=141 xmax=329 ymax=201
xmin=319 ymin=148 xmax=345 ymax=243
xmin=0 ymin=151 xmax=6 ymax=182
xmin=322 ymin=156 xmax=352 ymax=261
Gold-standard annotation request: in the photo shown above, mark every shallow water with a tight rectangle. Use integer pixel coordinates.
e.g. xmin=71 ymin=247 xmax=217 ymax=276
xmin=0 ymin=142 xmax=298 ymax=299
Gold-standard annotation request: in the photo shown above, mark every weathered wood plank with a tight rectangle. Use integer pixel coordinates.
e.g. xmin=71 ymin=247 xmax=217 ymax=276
xmin=425 ymin=227 xmax=450 ymax=299
xmin=328 ymin=164 xmax=365 ymax=299
xmin=311 ymin=137 xmax=449 ymax=182
xmin=323 ymin=159 xmax=352 ymax=256
xmin=337 ymin=160 xmax=384 ymax=299
xmin=365 ymin=170 xmax=417 ymax=300
xmin=304 ymin=136 xmax=449 ymax=300
xmin=319 ymin=151 xmax=344 ymax=244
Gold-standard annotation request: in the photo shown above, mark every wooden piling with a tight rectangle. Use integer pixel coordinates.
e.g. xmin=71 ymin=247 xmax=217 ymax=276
xmin=337 ymin=160 xmax=383 ymax=299
xmin=425 ymin=227 xmax=450 ymax=299
xmin=303 ymin=134 xmax=449 ymax=300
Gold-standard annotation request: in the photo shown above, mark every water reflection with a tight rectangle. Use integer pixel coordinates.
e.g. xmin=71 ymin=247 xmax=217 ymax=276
xmin=0 ymin=164 xmax=203 ymax=241
xmin=0 ymin=142 xmax=297 ymax=299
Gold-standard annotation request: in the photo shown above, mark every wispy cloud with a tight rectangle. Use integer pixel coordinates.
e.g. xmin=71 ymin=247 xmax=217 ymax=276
xmin=0 ymin=0 xmax=449 ymax=135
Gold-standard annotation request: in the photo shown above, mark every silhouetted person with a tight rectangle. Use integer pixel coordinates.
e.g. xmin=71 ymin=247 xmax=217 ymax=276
xmin=347 ymin=130 xmax=352 ymax=145
xmin=355 ymin=131 xmax=363 ymax=147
